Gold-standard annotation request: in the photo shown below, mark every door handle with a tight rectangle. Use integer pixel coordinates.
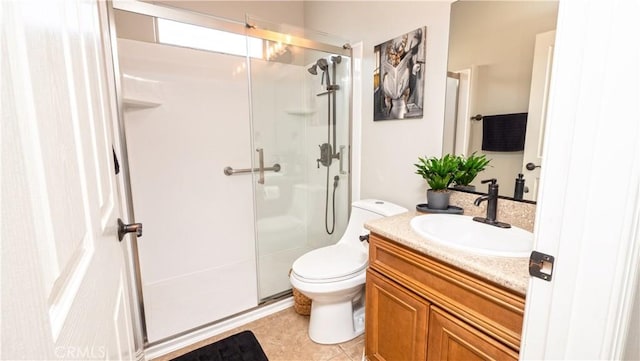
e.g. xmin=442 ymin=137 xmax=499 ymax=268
xmin=117 ymin=218 xmax=142 ymax=242
xmin=526 ymin=162 xmax=541 ymax=171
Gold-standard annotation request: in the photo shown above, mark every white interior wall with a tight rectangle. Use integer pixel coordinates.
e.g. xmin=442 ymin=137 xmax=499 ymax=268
xmin=448 ymin=1 xmax=558 ymax=196
xmin=114 ymin=10 xmax=156 ymax=42
xmin=304 ymin=1 xmax=453 ymax=210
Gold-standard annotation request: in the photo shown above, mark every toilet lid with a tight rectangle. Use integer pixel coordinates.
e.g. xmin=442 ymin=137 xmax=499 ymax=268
xmin=292 ymin=244 xmax=368 ymax=281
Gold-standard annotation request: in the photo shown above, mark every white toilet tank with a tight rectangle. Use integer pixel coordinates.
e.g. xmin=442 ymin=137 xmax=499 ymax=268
xmin=337 ymin=199 xmax=407 ymax=248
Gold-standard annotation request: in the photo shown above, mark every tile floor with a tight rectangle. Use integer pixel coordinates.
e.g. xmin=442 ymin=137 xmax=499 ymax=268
xmin=154 ymin=307 xmax=365 ymax=361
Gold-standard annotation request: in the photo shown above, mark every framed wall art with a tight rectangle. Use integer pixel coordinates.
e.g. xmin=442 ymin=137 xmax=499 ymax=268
xmin=373 ymin=27 xmax=427 ymax=121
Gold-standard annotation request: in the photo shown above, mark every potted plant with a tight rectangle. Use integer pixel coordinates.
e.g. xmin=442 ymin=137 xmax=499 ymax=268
xmin=414 ymin=154 xmax=458 ymax=209
xmin=453 ymin=153 xmax=491 ymax=192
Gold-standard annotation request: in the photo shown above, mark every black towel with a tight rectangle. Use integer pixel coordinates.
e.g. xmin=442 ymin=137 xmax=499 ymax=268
xmin=481 ymin=113 xmax=528 ymax=152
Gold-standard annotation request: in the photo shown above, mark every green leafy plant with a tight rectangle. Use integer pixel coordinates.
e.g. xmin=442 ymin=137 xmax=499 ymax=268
xmin=454 ymin=152 xmax=491 ymax=186
xmin=414 ymin=154 xmax=459 ymax=190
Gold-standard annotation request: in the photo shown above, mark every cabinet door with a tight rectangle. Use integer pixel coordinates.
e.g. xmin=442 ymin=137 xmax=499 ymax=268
xmin=366 ymin=270 xmax=430 ymax=361
xmin=427 ymin=307 xmax=518 ymax=361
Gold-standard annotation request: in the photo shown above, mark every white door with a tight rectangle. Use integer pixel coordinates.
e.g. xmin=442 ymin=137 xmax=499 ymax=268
xmin=521 ymin=31 xmax=555 ymax=201
xmin=520 ymin=0 xmax=640 ymax=359
xmin=1 ymin=1 xmax=136 ymax=360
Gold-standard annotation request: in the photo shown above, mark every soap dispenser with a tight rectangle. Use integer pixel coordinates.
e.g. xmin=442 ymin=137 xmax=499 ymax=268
xmin=514 ymin=173 xmax=525 ymax=200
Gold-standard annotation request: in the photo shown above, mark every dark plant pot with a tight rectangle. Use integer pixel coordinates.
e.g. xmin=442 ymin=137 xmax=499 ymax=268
xmin=453 ymin=184 xmax=476 ymax=192
xmin=427 ymin=189 xmax=451 ymax=210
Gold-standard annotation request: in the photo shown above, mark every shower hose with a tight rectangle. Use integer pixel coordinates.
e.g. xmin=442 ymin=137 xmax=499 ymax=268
xmin=325 ymin=171 xmax=339 ymax=235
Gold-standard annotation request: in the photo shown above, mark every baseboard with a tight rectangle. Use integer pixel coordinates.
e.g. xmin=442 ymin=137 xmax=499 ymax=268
xmin=144 ymin=297 xmax=294 ymax=360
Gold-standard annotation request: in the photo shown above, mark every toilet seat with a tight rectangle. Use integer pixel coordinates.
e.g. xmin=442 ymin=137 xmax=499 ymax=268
xmin=292 ymin=244 xmax=367 ymax=283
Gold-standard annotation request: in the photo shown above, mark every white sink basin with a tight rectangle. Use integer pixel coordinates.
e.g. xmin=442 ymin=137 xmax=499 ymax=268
xmin=410 ymin=214 xmax=533 ymax=258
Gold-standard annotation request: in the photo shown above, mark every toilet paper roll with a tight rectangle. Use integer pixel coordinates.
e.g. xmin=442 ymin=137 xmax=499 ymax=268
xmin=263 ymin=185 xmax=280 ymax=200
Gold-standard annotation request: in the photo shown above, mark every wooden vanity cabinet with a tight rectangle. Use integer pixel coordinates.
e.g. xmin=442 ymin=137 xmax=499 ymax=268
xmin=365 ymin=270 xmax=430 ymax=361
xmin=427 ymin=306 xmax=518 ymax=360
xmin=365 ymin=233 xmax=525 ymax=361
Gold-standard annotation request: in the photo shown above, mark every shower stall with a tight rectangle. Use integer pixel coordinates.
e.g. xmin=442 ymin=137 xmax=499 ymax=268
xmin=110 ymin=2 xmax=352 ymax=347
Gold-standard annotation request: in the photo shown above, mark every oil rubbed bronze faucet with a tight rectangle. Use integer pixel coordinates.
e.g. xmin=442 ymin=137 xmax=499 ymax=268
xmin=473 ymin=179 xmax=511 ymax=228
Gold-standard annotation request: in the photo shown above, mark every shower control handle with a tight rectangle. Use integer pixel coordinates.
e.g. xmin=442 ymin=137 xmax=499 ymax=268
xmin=317 ymin=143 xmax=332 ymax=167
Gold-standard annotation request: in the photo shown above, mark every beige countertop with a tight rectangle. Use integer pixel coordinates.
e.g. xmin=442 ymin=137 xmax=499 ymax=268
xmin=365 ymin=211 xmax=530 ymax=295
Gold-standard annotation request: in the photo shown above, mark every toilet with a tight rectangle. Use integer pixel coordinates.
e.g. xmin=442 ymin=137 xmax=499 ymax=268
xmin=289 ymin=199 xmax=408 ymax=344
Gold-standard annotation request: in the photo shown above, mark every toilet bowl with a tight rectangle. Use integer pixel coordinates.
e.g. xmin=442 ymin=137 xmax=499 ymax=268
xmin=289 ymin=199 xmax=408 ymax=344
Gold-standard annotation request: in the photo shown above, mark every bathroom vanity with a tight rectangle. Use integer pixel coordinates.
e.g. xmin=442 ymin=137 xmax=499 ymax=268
xmin=364 ymin=212 xmax=529 ymax=361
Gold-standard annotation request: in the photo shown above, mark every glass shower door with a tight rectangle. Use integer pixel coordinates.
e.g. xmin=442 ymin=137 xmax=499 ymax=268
xmin=249 ymin=34 xmax=352 ymax=300
xmin=113 ymin=2 xmax=352 ymax=344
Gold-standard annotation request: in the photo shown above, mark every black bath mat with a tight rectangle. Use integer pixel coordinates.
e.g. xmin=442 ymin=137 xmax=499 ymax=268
xmin=171 ymin=330 xmax=268 ymax=361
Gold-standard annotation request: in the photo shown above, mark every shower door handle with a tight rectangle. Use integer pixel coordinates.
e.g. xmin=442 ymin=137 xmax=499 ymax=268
xmin=339 ymin=145 xmax=347 ymax=175
xmin=257 ymin=148 xmax=265 ymax=184
xmin=223 ymin=148 xmax=281 ymax=182
xmin=255 ymin=148 xmax=283 ymax=184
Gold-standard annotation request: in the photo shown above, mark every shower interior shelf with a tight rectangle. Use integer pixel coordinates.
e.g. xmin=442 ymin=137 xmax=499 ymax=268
xmin=122 ymin=73 xmax=163 ymax=110
xmin=123 ymin=98 xmax=162 ymax=110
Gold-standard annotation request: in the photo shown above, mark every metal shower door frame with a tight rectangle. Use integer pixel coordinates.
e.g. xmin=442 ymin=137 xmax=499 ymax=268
xmin=106 ymin=0 xmax=353 ymax=353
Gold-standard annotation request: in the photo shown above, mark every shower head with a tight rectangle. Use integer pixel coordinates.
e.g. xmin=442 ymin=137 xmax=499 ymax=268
xmin=316 ymin=58 xmax=329 ymax=71
xmin=308 ymin=58 xmax=332 ymax=87
xmin=315 ymin=58 xmax=330 ymax=86
xmin=308 ymin=58 xmax=329 ymax=75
